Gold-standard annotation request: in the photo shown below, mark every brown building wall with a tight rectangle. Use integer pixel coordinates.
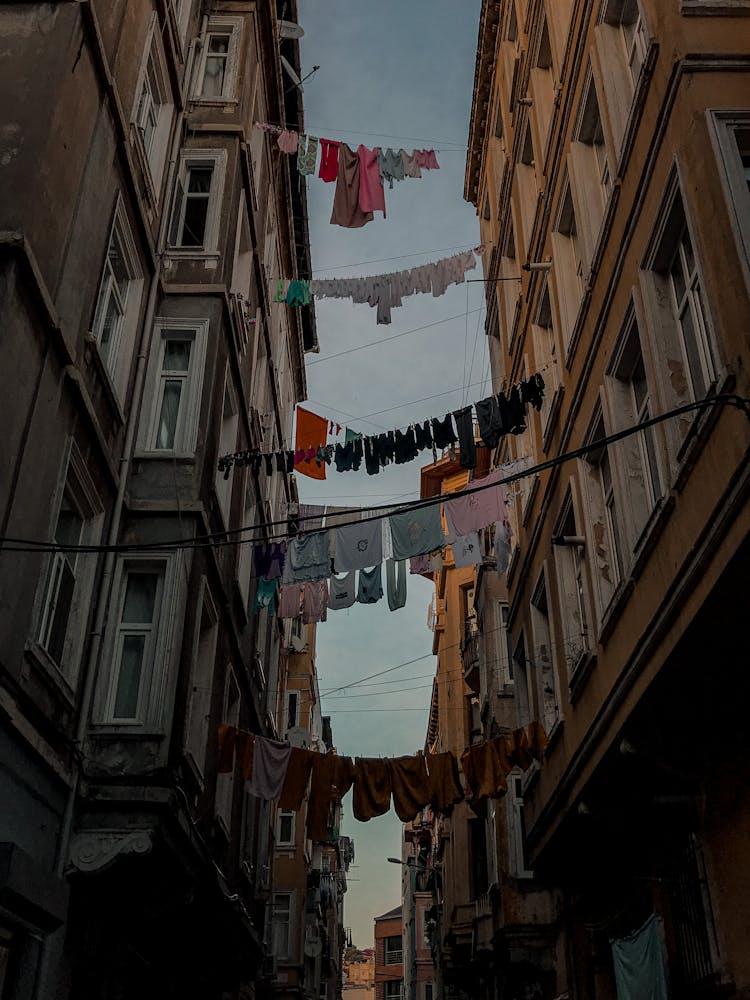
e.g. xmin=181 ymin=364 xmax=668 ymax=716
xmin=374 ymin=913 xmax=403 ymax=1000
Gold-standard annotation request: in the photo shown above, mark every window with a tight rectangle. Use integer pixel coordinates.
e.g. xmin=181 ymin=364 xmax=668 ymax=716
xmin=170 ymin=0 xmax=193 ymax=43
xmin=91 ymin=200 xmax=143 ymax=390
xmin=710 ymin=113 xmax=750 ymax=281
xmin=511 ymin=631 xmax=532 ymax=729
xmin=498 ymin=219 xmax=520 ymax=346
xmin=496 ymin=602 xmax=514 ymax=688
xmin=215 ymin=667 xmax=240 ymax=830
xmin=516 ymin=123 xmax=539 ymax=252
xmin=195 ymin=18 xmax=242 ymax=100
xmin=506 ymin=773 xmax=534 ymax=878
xmin=425 ymin=984 xmax=434 ymax=1000
xmin=596 ymin=0 xmax=649 ymax=150
xmin=531 ymin=282 xmax=561 ymax=440
xmin=215 ymin=369 xmax=239 ymax=524
xmin=551 ymin=178 xmax=585 ymax=348
xmin=529 ymin=16 xmax=555 ymax=154
xmin=34 ymin=445 xmax=103 ymax=684
xmin=132 ymin=22 xmax=173 ymax=190
xmin=184 ymin=580 xmax=218 ymax=781
xmin=553 ymin=495 xmax=591 ymax=676
xmin=139 ymin=320 xmax=208 ymax=455
xmin=285 ymin=690 xmax=300 ymax=733
xmin=607 ymin=313 xmax=663 ymax=539
xmin=384 ymin=936 xmax=403 ymax=965
xmin=277 ymin=809 xmax=295 ymax=847
xmin=101 ymin=563 xmax=166 ymax=723
xmin=384 ymin=983 xmax=402 ymax=1000
xmin=643 ymin=185 xmax=716 ymax=417
xmin=237 ymin=472 xmax=258 ymax=612
xmin=572 ymin=70 xmax=611 ymax=250
xmin=530 ymin=572 xmax=559 ymax=732
xmin=168 ymin=150 xmax=227 ymax=252
xmin=583 ymin=413 xmax=624 ymax=604
xmin=272 ymin=892 xmax=293 ymax=959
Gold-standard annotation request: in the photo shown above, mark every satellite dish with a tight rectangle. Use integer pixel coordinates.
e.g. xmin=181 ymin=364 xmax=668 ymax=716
xmin=280 ymin=54 xmax=303 ymax=92
xmin=278 ymin=19 xmax=305 ymax=39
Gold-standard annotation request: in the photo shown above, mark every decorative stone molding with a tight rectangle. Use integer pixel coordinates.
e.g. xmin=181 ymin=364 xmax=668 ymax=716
xmin=69 ymin=829 xmax=154 ymax=873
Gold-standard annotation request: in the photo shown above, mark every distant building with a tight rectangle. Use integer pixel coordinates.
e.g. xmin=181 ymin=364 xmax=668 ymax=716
xmin=374 ymin=906 xmax=403 ymax=1000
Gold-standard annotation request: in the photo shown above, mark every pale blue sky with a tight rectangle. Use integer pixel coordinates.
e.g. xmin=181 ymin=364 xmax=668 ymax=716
xmin=294 ymin=0 xmax=484 ymax=947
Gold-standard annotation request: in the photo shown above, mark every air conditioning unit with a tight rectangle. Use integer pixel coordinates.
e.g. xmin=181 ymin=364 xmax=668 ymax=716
xmin=289 ymin=633 xmax=307 ymax=654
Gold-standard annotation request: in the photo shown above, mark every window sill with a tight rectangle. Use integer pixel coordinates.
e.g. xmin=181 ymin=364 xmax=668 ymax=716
xmin=23 ymin=640 xmax=76 ymax=708
xmin=597 ymin=577 xmax=635 ymax=648
xmin=83 ymin=334 xmax=126 ymax=426
xmin=88 ymin=726 xmax=167 ymax=739
xmin=629 ymin=494 xmax=675 ymax=583
xmin=568 ymin=649 xmax=596 ymax=704
xmin=133 ymin=450 xmax=197 ymax=463
xmin=680 ymin=0 xmax=750 ymax=12
xmin=190 ymin=96 xmax=239 ymax=107
xmin=164 ymin=248 xmax=221 ymax=263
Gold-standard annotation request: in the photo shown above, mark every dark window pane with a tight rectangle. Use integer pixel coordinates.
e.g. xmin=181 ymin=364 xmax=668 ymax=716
xmin=114 ymin=635 xmax=145 ymax=718
xmin=163 ymin=339 xmax=191 ymax=372
xmin=181 ymin=197 xmax=209 ymax=246
xmin=122 ymin=573 xmax=158 ymax=624
xmin=47 ymin=560 xmax=75 ymax=665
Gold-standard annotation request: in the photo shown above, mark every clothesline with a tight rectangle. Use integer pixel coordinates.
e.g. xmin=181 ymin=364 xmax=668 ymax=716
xmin=255 ymin=120 xmax=468 ymax=149
xmin=254 ymin=122 xmax=441 ymax=230
xmin=217 ymin=372 xmax=545 ymax=481
xmin=216 ymin=720 xmax=549 ymax=835
xmin=272 ymin=250 xmax=478 ymax=326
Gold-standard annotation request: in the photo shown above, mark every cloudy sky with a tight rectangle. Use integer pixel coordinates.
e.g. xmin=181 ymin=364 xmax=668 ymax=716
xmin=293 ymin=0 xmax=484 ymax=947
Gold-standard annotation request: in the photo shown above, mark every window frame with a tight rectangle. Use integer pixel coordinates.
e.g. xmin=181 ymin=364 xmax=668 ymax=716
xmin=271 ymin=891 xmax=294 ymax=960
xmin=215 ymin=666 xmax=241 ymax=833
xmin=709 ymin=110 xmax=750 ymax=296
xmin=94 ymin=552 xmax=182 ymax=731
xmin=384 ymin=982 xmax=403 ymax=1000
xmin=138 ymin=318 xmax=209 ymax=457
xmin=276 ymin=809 xmax=296 ymax=848
xmin=552 ymin=489 xmax=592 ymax=678
xmin=183 ymin=577 xmax=219 ymax=784
xmin=167 ymin=149 xmax=228 ymax=256
xmin=384 ymin=935 xmax=403 ymax=965
xmin=90 ymin=198 xmax=143 ymax=397
xmin=551 ymin=174 xmax=585 ymax=351
xmin=194 ymin=16 xmax=243 ymax=102
xmin=215 ymin=365 xmax=240 ymax=526
xmin=530 ymin=569 xmax=560 ymax=734
xmin=131 ymin=15 xmax=174 ymax=197
xmin=506 ymin=772 xmax=534 ymax=879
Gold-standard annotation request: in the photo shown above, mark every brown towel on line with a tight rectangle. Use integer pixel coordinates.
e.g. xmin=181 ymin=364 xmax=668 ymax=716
xmin=388 ymin=755 xmax=431 ymax=822
xmin=425 ymin=751 xmax=464 ymax=814
xmin=330 ymin=143 xmax=374 ymax=229
xmin=279 ymin=747 xmax=316 ymax=810
xmin=527 ymin=720 xmax=549 ymax=760
xmin=461 ymin=740 xmax=509 ymax=802
xmin=353 ymin=757 xmax=392 ymax=821
xmin=510 ymin=727 xmax=534 ymax=771
xmin=307 ymin=754 xmax=356 ymax=840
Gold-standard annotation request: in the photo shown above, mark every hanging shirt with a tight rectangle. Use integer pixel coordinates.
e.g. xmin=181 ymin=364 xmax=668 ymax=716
xmin=414 ymin=149 xmax=440 ymax=170
xmin=425 ymin=752 xmax=464 ymax=814
xmin=331 ymin=143 xmax=374 ymax=229
xmin=409 ymin=553 xmax=430 ymax=575
xmin=451 ymin=531 xmax=481 ymax=568
xmin=444 ymin=469 xmax=507 ymax=537
xmin=358 ymin=145 xmax=386 ymax=216
xmin=278 ymin=584 xmax=303 ymax=619
xmin=388 ymin=755 xmax=431 ymax=822
xmin=328 ymin=572 xmax=356 ymax=611
xmin=356 ymin=565 xmax=383 ymax=605
xmin=400 ymin=148 xmax=422 ymax=178
xmin=277 ymin=129 xmax=299 ymax=154
xmin=283 ymin=530 xmax=330 ymax=582
xmin=453 ymin=406 xmax=476 ymax=470
xmin=334 ymin=519 xmax=383 ymax=572
xmin=352 ymin=758 xmax=392 ymax=821
xmin=385 ymin=559 xmax=407 ymax=611
xmin=377 ymin=147 xmax=405 ymax=188
xmin=431 ymin=413 xmax=457 ymax=449
xmin=475 ymin=395 xmax=504 ymax=449
xmin=278 ymin=747 xmax=316 ymax=810
xmin=254 ymin=542 xmax=287 ymax=581
xmin=611 ymin=915 xmax=669 ymax=1000
xmin=494 ymin=517 xmax=513 ymax=577
xmin=318 ymin=138 xmax=340 ymax=182
xmin=389 ymin=505 xmax=445 ymax=560
xmin=297 ymin=134 xmax=319 ymax=175
xmin=302 ymin=579 xmax=328 ymax=624
xmin=246 ymin=736 xmax=292 ymax=800
xmin=254 ymin=577 xmax=277 ymax=613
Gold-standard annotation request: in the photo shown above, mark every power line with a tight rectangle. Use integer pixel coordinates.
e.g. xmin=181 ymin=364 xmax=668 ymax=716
xmin=312 ymin=243 xmax=479 ymax=274
xmin=2 ymin=394 xmax=747 ymax=557
xmin=306 ymin=309 xmax=483 ymax=366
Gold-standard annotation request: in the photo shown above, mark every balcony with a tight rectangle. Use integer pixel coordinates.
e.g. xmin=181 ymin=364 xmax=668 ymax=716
xmin=461 ymin=623 xmax=480 ymax=693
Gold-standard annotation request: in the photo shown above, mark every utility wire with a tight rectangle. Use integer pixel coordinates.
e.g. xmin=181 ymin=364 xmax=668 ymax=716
xmin=2 ymin=394 xmax=748 ymax=557
xmin=312 ymin=243 xmax=479 ymax=274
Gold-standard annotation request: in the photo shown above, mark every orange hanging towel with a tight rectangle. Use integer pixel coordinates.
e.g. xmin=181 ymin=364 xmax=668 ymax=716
xmin=279 ymin=747 xmax=316 ymax=810
xmin=353 ymin=758 xmax=392 ymax=821
xmin=295 ymin=406 xmax=328 ymax=480
xmin=389 ymin=755 xmax=431 ymax=822
xmin=425 ymin=751 xmax=464 ymax=814
xmin=306 ymin=754 xmax=356 ymax=840
xmin=461 ymin=740 xmax=510 ymax=802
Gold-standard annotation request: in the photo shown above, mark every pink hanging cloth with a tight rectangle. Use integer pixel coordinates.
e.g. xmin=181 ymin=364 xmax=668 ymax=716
xmin=358 ymin=145 xmax=386 ymax=217
xmin=414 ymin=149 xmax=440 ymax=170
xmin=277 ymin=129 xmax=299 ymax=154
xmin=319 ymin=139 xmax=341 ymax=182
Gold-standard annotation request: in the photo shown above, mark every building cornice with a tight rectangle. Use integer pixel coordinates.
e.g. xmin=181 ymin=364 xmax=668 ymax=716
xmin=464 ymin=0 xmax=503 ymax=207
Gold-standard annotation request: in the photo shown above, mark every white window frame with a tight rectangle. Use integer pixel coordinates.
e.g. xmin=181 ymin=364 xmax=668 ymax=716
xmin=194 ymin=16 xmax=243 ymax=102
xmin=572 ymin=67 xmax=612 ymax=252
xmin=553 ymin=490 xmax=592 ymax=677
xmin=384 ymin=936 xmax=403 ymax=965
xmin=551 ymin=175 xmax=584 ymax=350
xmin=167 ymin=149 xmax=227 ymax=255
xmin=272 ymin=891 xmax=294 ymax=960
xmin=709 ymin=111 xmax=750 ymax=294
xmin=530 ymin=570 xmax=560 ymax=733
xmin=285 ymin=690 xmax=300 ymax=734
xmin=276 ymin=809 xmax=296 ymax=848
xmin=90 ymin=198 xmax=143 ymax=397
xmin=131 ymin=16 xmax=174 ymax=196
xmin=139 ymin=319 xmax=209 ymax=456
xmin=169 ymin=0 xmax=193 ymax=45
xmin=34 ymin=441 xmax=104 ymax=686
xmin=183 ymin=577 xmax=218 ymax=784
xmin=506 ymin=772 xmax=534 ymax=878
xmin=531 ymin=280 xmax=562 ymax=443
xmin=215 ymin=666 xmax=241 ymax=832
xmin=95 ymin=554 xmax=182 ymax=729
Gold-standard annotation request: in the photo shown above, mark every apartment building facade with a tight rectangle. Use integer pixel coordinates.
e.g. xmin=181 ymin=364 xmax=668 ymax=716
xmin=271 ymin=623 xmax=354 ymax=1000
xmin=462 ymin=0 xmax=750 ymax=998
xmin=374 ymin=906 xmax=404 ymax=1000
xmin=0 ymin=1 xmax=316 ymax=997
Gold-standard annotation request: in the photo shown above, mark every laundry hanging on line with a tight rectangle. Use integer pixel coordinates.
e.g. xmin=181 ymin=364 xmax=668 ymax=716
xmin=217 ymin=721 xmax=549 ymax=834
xmin=217 ymin=372 xmax=545 ymax=479
xmin=273 ymin=250 xmax=477 ymax=326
